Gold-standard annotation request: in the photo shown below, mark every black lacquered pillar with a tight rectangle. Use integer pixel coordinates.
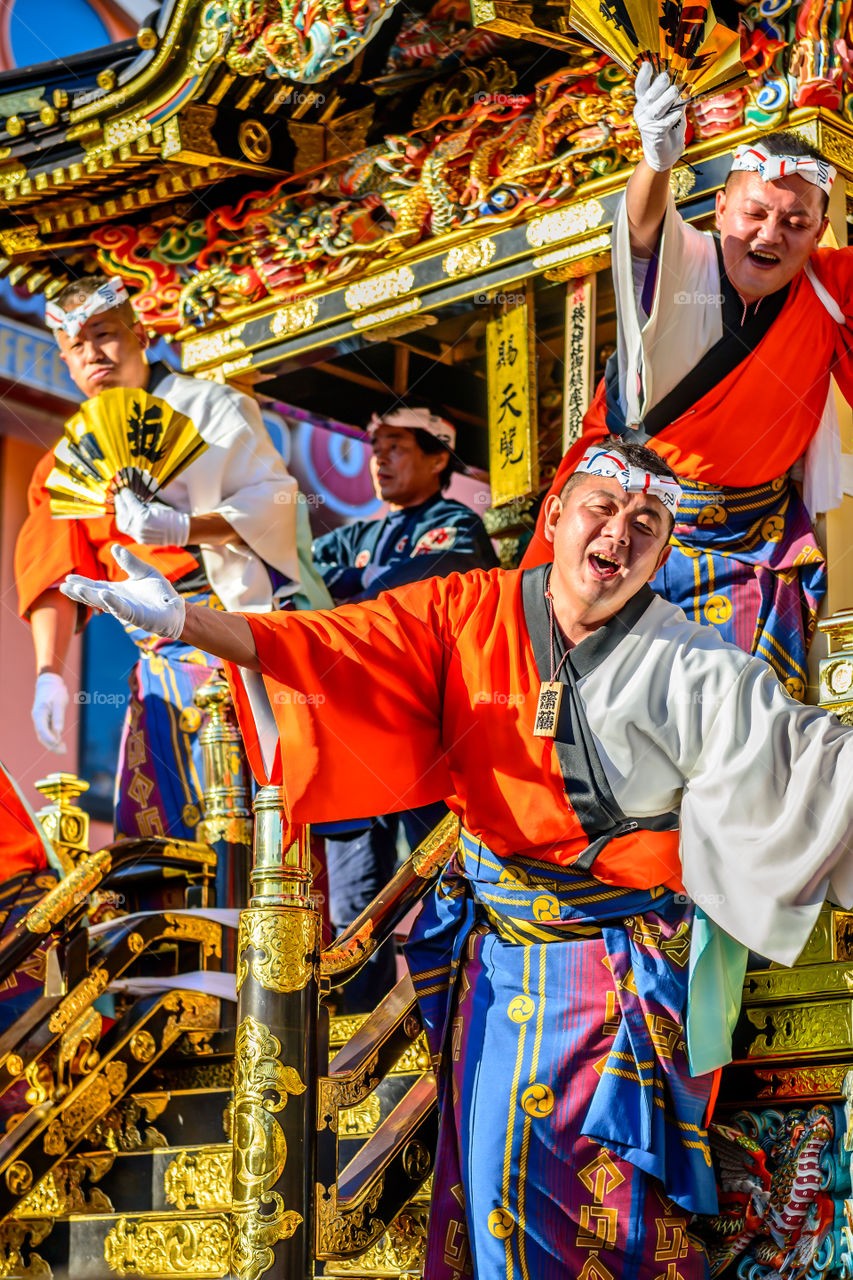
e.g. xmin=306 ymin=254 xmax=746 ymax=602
xmin=230 ymin=786 xmax=320 ymax=1280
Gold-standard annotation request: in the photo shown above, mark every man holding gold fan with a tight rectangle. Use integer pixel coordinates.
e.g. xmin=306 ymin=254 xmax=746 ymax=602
xmin=15 ymin=274 xmax=330 ymax=841
xmin=526 ymin=68 xmax=853 ymax=700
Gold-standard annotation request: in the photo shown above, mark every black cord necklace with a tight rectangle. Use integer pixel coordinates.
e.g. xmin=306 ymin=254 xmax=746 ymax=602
xmin=533 ymin=571 xmax=569 ymax=739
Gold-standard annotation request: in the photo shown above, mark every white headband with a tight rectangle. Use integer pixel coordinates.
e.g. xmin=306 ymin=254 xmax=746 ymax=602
xmin=575 ymin=445 xmax=682 ymax=516
xmin=45 ymin=277 xmax=130 ymax=340
xmin=368 ymin=408 xmax=456 ymax=450
xmin=730 ymin=142 xmax=836 ymax=198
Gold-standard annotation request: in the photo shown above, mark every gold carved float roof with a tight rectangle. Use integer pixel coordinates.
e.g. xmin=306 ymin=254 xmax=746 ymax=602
xmin=0 ymin=0 xmax=853 ymax=372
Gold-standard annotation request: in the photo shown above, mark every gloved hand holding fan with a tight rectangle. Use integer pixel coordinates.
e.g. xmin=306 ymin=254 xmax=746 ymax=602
xmin=46 ymin=388 xmax=207 ymax=540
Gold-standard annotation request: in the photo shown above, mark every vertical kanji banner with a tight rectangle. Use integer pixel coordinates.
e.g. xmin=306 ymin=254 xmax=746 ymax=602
xmin=486 ymin=288 xmax=538 ymax=507
xmin=563 ymin=275 xmax=596 ymax=451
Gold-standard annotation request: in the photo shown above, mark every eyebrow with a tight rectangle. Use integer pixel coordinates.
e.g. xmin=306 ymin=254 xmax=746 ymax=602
xmin=741 ymin=195 xmax=815 ymax=218
xmin=584 ymin=489 xmax=662 ymax=523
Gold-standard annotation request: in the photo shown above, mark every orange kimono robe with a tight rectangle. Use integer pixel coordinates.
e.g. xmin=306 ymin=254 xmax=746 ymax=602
xmin=525 ymin=246 xmax=853 ymax=567
xmin=0 ymin=762 xmax=50 ymax=875
xmin=15 ymin=451 xmax=197 ymax=620
xmin=228 ymin=566 xmax=683 ymax=891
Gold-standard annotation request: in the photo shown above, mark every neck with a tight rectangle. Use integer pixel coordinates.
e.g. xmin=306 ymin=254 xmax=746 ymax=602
xmin=386 ymin=486 xmax=440 ymax=513
xmin=548 ymin=568 xmax=616 ymax=647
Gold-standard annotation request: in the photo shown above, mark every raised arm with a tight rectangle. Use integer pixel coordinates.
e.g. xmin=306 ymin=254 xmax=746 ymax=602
xmin=61 ymin=546 xmax=260 ymax=671
xmin=627 ymin=64 xmax=688 ymax=258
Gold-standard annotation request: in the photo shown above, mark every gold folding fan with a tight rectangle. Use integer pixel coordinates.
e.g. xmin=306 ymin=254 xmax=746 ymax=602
xmin=567 ymin=0 xmax=746 ymax=99
xmin=47 ymin=388 xmax=207 ymax=519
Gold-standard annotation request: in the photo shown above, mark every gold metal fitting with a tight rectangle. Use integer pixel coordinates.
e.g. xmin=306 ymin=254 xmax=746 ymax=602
xmin=97 ymin=69 xmax=117 ymax=91
xmin=137 ymin=25 xmax=158 ymax=49
xmin=34 ymin=772 xmax=91 ymax=875
xmin=5 ymin=117 xmax=24 ymax=137
xmin=250 ymin=788 xmax=313 ymax=908
xmin=39 ymin=105 xmax=58 ymax=127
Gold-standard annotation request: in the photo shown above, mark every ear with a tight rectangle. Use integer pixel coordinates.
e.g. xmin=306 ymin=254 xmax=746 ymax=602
xmin=542 ymin=493 xmax=563 ymax=546
xmin=817 ymin=215 xmax=830 ymax=247
xmin=430 ymin=449 xmax=449 ymax=479
xmin=131 ymin=320 xmax=149 ymax=352
xmin=714 ymin=188 xmax=726 ymax=231
xmin=650 ymin=542 xmax=672 ymax=578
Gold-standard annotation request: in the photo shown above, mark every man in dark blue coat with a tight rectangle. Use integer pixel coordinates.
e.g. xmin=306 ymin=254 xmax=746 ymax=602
xmin=313 ymin=407 xmax=498 ymax=1011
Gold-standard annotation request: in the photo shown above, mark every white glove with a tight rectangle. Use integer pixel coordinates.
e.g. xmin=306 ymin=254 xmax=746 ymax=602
xmin=32 ymin=672 xmax=69 ymax=753
xmin=633 ymin=63 xmax=687 ymax=173
xmin=60 ymin=545 xmax=186 ymax=641
xmin=114 ymin=488 xmax=191 ymax=548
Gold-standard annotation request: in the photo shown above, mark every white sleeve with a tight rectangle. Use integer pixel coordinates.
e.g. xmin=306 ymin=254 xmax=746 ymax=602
xmin=206 ymin=390 xmax=300 ymax=576
xmin=613 ymin=191 xmax=722 ymax=424
xmin=160 ymin=376 xmax=305 ymax=611
xmin=679 ymin=660 xmax=853 ymax=965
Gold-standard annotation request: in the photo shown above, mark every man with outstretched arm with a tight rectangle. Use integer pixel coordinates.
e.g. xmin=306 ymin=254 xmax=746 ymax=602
xmin=526 ymin=66 xmax=853 ymax=698
xmin=62 ymin=436 xmax=853 ymax=1277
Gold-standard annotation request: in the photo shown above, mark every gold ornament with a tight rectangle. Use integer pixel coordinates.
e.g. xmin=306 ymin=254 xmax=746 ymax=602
xmin=129 ymin=1031 xmax=156 ymax=1063
xmin=317 ymin=1178 xmax=384 ymax=1255
xmin=164 ymin=1148 xmax=232 ymax=1212
xmin=104 ymin=1215 xmax=230 ymax=1276
xmin=238 ymin=119 xmax=273 ymax=164
xmin=49 ymin=968 xmax=110 ymax=1034
xmin=232 ymin=1015 xmax=304 ymax=1199
xmin=521 ymin=1084 xmax=555 ymax=1117
xmin=411 ymin=812 xmax=459 ymax=878
xmin=237 ymin=908 xmax=318 ymax=993
xmin=231 ymin=1196 xmax=303 ymax=1280
xmin=25 ymin=849 xmax=112 ymax=933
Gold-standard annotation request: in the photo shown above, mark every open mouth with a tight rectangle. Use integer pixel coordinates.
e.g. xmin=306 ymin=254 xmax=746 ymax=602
xmin=747 ymin=249 xmax=780 ymax=268
xmin=588 ymin=552 xmax=622 ymax=580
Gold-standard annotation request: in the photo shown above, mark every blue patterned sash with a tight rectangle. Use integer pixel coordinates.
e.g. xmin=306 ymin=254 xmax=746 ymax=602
xmin=653 ymin=475 xmax=825 ymax=694
xmin=407 ymin=829 xmax=719 ymax=1213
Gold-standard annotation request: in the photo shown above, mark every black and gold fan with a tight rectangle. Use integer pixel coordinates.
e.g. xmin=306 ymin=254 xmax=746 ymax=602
xmin=47 ymin=388 xmax=207 ymax=518
xmin=567 ymin=0 xmax=746 ymax=98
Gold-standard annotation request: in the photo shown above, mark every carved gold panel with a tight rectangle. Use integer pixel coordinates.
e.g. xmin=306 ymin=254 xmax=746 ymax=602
xmin=345 ymin=267 xmax=415 ymax=312
xmin=164 ymin=1148 xmax=231 ymax=1212
xmin=324 ymin=1204 xmax=429 ymax=1276
xmin=317 ymin=1178 xmax=385 ymax=1257
xmin=233 ymin=1015 xmax=304 ymax=1200
xmin=104 ymin=1215 xmax=230 ymax=1277
xmin=237 ymin=908 xmax=319 ymax=994
xmin=755 ymin=1063 xmax=850 ymax=1100
xmin=525 ymin=199 xmax=604 ymax=249
xmin=43 ymin=1061 xmax=128 ymax=1156
xmin=743 ymin=960 xmax=853 ymax=1003
xmin=162 ymin=914 xmax=222 ymax=959
xmin=743 ymin=998 xmax=853 ymax=1059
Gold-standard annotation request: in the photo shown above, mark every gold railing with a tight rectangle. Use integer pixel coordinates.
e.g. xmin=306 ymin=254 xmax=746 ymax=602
xmin=0 ymin=675 xmax=457 ymax=1279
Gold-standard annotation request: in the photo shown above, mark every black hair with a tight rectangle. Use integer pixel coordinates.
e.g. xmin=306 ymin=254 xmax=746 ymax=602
xmin=725 ymin=131 xmax=831 ymax=215
xmin=410 ymin=426 xmax=458 ymax=491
